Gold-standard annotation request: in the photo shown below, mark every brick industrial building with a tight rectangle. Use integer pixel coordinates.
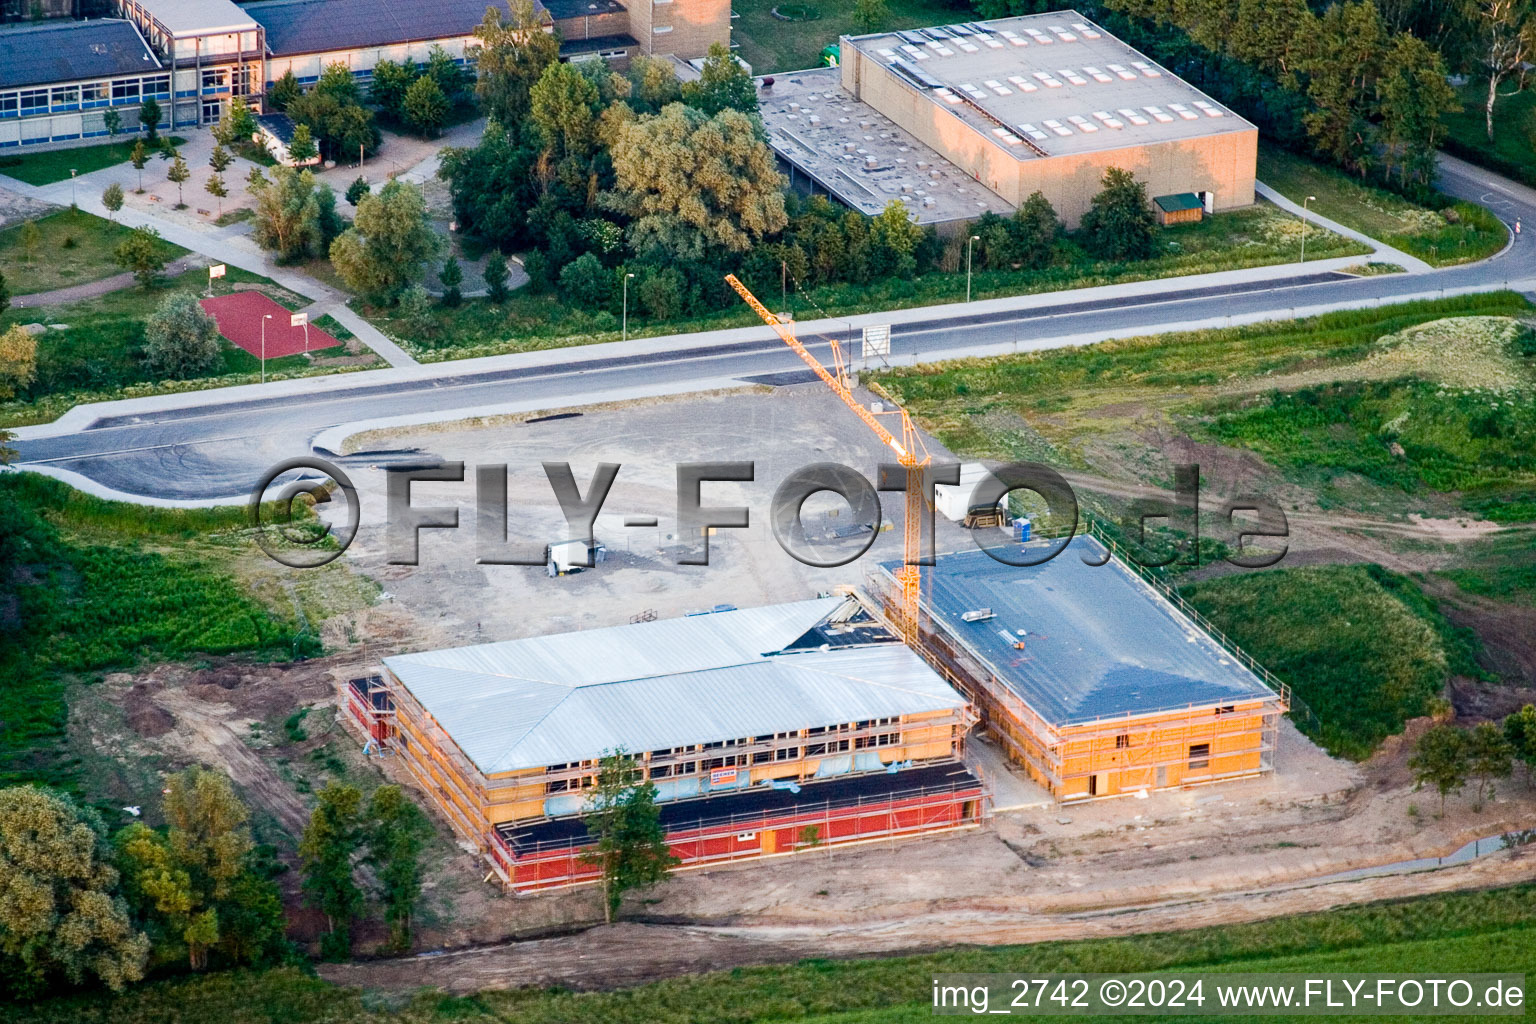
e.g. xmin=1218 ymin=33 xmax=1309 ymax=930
xmin=342 ymin=596 xmax=985 ymax=891
xmin=879 ymin=533 xmax=1289 ymax=802
xmin=761 ymin=12 xmax=1256 ymax=227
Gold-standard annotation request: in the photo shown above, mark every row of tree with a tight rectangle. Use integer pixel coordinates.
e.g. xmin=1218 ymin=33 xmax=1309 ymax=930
xmin=1409 ymin=704 xmax=1536 ymax=812
xmin=0 ymin=764 xmax=440 ymax=998
xmin=1096 ymin=0 xmax=1456 ymax=190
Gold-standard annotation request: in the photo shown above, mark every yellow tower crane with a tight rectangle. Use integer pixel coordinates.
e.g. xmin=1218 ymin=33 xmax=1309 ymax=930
xmin=724 ymin=273 xmax=930 ymax=642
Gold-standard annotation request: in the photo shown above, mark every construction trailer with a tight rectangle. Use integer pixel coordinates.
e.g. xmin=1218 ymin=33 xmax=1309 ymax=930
xmin=340 ymin=596 xmax=985 ymax=891
xmin=871 ymin=528 xmax=1288 ymax=801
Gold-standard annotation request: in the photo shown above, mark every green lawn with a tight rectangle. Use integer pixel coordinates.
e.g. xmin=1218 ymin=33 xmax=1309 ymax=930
xmin=1257 ymin=145 xmax=1507 ymax=266
xmin=1180 ymin=565 xmax=1481 ymax=759
xmin=0 ymin=267 xmax=381 ymax=428
xmin=0 ymin=207 xmax=186 ymax=296
xmin=733 ymin=0 xmax=972 ymax=74
xmin=0 ymin=472 xmax=317 ymax=793
xmin=1443 ymin=81 xmax=1536 ymax=187
xmin=8 ymin=883 xmax=1534 ymax=1023
xmin=0 ymin=135 xmax=187 ymax=186
xmin=389 ymin=205 xmax=1369 ymax=362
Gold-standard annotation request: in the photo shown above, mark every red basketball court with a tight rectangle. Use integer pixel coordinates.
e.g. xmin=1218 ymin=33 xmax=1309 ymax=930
xmin=200 ymin=292 xmax=341 ymax=359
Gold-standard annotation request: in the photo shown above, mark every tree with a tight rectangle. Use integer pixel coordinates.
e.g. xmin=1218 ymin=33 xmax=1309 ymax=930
xmin=425 ymin=44 xmax=468 ymax=106
xmin=329 ymin=179 xmax=443 ymax=304
xmin=287 ymin=89 xmax=378 ymax=163
xmin=130 ymin=139 xmax=149 ymax=193
xmin=17 ymin=219 xmax=39 ymax=263
xmin=315 ymin=61 xmax=363 ymax=106
xmin=245 ymin=166 xmax=268 ymax=195
xmin=0 ymin=786 xmax=149 ymax=997
xmin=558 ymin=252 xmax=614 ymax=308
xmin=1410 ymin=723 xmax=1471 ymax=815
xmin=1505 ymin=704 xmax=1536 ymax=781
xmin=438 ymin=117 xmax=542 ymax=251
xmin=101 ymin=182 xmax=125 ymax=221
xmin=215 ymin=96 xmax=257 ymax=147
xmin=138 ymin=99 xmax=161 ymax=142
xmin=209 ymin=144 xmax=232 ymax=174
xmin=345 ymin=176 xmax=370 ymax=207
xmin=680 ymin=43 xmax=757 ymax=115
xmin=166 ymin=153 xmax=190 ymax=207
xmin=402 ymin=75 xmax=450 ymax=137
xmin=581 ymin=751 xmax=677 ymax=923
xmin=114 ymin=226 xmax=168 ymax=287
xmin=437 ymin=254 xmax=463 ymax=307
xmin=472 ymin=0 xmax=559 ymax=124
xmin=853 ymin=0 xmax=890 ymax=33
xmin=287 ymin=122 xmax=318 ymax=165
xmin=530 ymin=61 xmax=602 ymax=159
xmin=268 ymin=70 xmax=301 ymax=112
xmin=1079 ymin=166 xmax=1157 ymax=261
xmin=116 ymin=768 xmax=285 ymax=973
xmin=1477 ymin=0 xmax=1536 ymax=141
xmin=0 ymin=271 xmax=8 ymax=319
xmin=364 ymin=786 xmax=432 ymax=951
xmin=103 ymin=108 xmax=122 ymax=152
xmin=299 ymin=782 xmax=364 ymax=960
xmin=0 ymin=324 xmax=38 ymax=402
xmin=1011 ymin=191 xmax=1060 ymax=269
xmin=628 ymin=56 xmax=682 ymax=113
xmin=205 ymin=172 xmax=227 ymax=215
xmin=143 ymin=292 xmax=222 ymax=379
xmin=609 ymin=103 xmax=787 ymax=260
xmin=370 ymin=59 xmax=418 ymax=123
xmin=483 ymin=249 xmax=511 ymax=303
xmin=252 ymin=166 xmax=341 ymax=263
xmin=1467 ymin=721 xmax=1514 ymax=805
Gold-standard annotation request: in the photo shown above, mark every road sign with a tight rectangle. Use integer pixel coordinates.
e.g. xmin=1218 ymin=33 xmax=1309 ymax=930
xmin=290 ymin=312 xmax=308 ymax=328
xmin=208 ymin=264 xmax=226 ymax=279
xmin=861 ymin=324 xmax=891 ymax=358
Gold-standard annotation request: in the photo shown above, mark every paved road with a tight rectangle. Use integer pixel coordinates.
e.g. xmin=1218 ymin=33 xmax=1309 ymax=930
xmin=10 ymin=155 xmax=1536 ymax=502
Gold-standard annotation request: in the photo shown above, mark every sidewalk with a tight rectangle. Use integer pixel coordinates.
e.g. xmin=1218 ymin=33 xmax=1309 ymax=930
xmin=0 ymin=145 xmax=420 ymax=370
xmin=1255 ymin=181 xmax=1435 ymax=272
xmin=10 ymin=255 xmax=205 ymax=309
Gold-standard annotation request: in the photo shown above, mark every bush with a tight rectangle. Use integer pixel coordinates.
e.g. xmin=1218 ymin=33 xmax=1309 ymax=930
xmin=558 ymin=253 xmax=614 ymax=309
xmin=143 ymin=293 xmax=222 ymax=379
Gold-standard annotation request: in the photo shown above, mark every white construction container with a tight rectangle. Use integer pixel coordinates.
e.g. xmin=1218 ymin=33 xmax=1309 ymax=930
xmin=934 ymin=463 xmax=1001 ymax=522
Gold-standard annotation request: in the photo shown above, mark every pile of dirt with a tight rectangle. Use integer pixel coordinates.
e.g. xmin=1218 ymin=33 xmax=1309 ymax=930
xmin=123 ymin=681 xmax=176 ymax=738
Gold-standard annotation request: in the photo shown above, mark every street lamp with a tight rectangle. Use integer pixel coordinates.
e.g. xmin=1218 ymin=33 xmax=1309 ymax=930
xmin=1298 ymin=195 xmax=1316 ymax=265
xmin=622 ymin=272 xmax=635 ymax=342
xmin=966 ymin=234 xmax=980 ymax=303
xmin=69 ymin=169 xmax=77 ymax=206
xmin=260 ymin=313 xmax=272 ymax=383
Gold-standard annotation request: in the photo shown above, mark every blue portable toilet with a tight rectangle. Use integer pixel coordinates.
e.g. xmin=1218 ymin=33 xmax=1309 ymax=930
xmin=1013 ymin=517 xmax=1032 ymax=542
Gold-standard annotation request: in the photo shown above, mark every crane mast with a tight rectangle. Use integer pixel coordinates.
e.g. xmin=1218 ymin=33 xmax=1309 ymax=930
xmin=724 ymin=274 xmax=929 ymax=642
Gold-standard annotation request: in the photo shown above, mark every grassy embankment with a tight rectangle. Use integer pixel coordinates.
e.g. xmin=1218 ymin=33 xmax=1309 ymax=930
xmin=873 ymin=294 xmax=1535 ymax=758
xmin=0 ymin=206 xmax=185 ymax=295
xmin=8 ymin=882 xmax=1534 ymax=1023
xmin=1256 ymin=145 xmax=1507 ymax=266
xmin=384 ymin=205 xmax=1369 ymax=362
xmin=0 ymin=473 xmax=337 ymax=796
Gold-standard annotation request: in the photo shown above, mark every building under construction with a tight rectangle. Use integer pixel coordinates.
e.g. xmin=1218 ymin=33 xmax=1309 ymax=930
xmin=874 ymin=531 xmax=1289 ymax=801
xmin=342 ymin=596 xmax=984 ymax=891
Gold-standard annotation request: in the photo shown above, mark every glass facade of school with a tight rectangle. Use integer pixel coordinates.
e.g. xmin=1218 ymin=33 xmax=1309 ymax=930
xmin=0 ymin=72 xmax=172 ymax=147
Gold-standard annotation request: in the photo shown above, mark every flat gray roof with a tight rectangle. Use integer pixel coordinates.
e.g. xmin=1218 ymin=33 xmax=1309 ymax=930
xmin=0 ymin=20 xmax=160 ymax=90
xmin=132 ymin=0 xmax=256 ymax=36
xmin=759 ymin=67 xmax=1012 ymax=224
xmin=848 ymin=12 xmax=1254 ymax=159
xmin=384 ymin=597 xmax=968 ymax=775
xmin=251 ymin=0 xmax=535 ymax=56
xmin=912 ymin=538 xmax=1278 ymax=725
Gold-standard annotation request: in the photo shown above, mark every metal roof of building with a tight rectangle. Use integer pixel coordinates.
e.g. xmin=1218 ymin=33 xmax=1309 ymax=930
xmin=846 ymin=12 xmax=1254 ymax=160
xmin=131 ymin=0 xmax=257 ymax=36
xmin=0 ymin=20 xmax=160 ymax=90
xmin=544 ymin=0 xmax=624 ymax=20
xmin=1155 ymin=192 xmax=1203 ymax=212
xmin=912 ymin=538 xmax=1277 ymax=725
xmin=384 ymin=598 xmax=969 ymax=775
xmin=249 ymin=0 xmax=543 ymax=57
